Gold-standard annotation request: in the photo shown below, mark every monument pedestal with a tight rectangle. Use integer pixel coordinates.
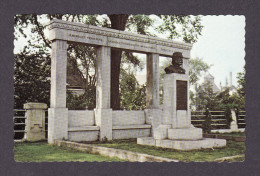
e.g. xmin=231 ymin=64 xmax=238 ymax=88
xmin=137 ymin=137 xmax=226 ymax=151
xmin=138 ymin=73 xmax=226 ymax=150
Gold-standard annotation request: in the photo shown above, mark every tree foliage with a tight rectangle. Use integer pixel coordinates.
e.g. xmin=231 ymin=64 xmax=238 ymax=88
xmin=189 ymin=58 xmax=211 ymax=85
xmin=237 ymin=67 xmax=245 ymax=97
xmin=193 ymin=80 xmax=220 ymax=110
xmin=120 ymin=70 xmax=146 ymax=110
xmin=14 ymin=52 xmax=50 ymax=109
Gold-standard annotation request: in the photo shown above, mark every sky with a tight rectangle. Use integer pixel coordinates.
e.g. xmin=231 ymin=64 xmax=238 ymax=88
xmin=134 ymin=15 xmax=246 ymax=87
xmin=190 ymin=15 xmax=245 ymax=87
xmin=14 ymin=15 xmax=245 ymax=87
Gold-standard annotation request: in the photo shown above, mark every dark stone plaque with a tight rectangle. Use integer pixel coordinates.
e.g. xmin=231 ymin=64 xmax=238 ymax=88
xmin=176 ymin=80 xmax=187 ymax=110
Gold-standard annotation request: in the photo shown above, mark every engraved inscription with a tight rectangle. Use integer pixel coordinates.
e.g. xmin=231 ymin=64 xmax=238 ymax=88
xmin=69 ymin=33 xmax=103 ymax=42
xmin=48 ymin=21 xmax=192 ymax=50
xmin=69 ymin=34 xmax=85 ymax=39
xmin=108 ymin=39 xmax=156 ymax=50
xmin=176 ymin=80 xmax=187 ymax=110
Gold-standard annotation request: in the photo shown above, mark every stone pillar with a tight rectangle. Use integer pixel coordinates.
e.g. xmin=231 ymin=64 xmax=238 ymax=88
xmin=48 ymin=40 xmax=68 ymax=144
xmin=146 ymin=53 xmax=160 ymax=109
xmin=230 ymin=110 xmax=238 ymax=130
xmin=24 ymin=103 xmax=47 ymax=141
xmin=95 ymin=46 xmax=112 ymax=141
xmin=146 ymin=53 xmax=161 ymax=135
xmin=162 ymin=73 xmax=190 ymax=128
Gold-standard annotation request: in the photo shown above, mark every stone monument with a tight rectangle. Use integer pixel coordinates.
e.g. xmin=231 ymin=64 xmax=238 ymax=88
xmin=137 ymin=52 xmax=226 ymax=150
xmin=24 ymin=102 xmax=47 ymax=141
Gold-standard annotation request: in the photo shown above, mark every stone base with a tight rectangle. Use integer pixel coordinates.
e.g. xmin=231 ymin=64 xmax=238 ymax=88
xmin=94 ymin=108 xmax=112 ymax=141
xmin=48 ymin=108 xmax=68 ymax=144
xmin=168 ymin=128 xmax=202 ymax=140
xmin=137 ymin=137 xmax=226 ymax=151
xmin=154 ymin=125 xmax=171 ymax=140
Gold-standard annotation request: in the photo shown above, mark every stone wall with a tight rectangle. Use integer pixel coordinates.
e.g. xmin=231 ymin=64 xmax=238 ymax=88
xmin=66 ymin=110 xmax=151 ymax=141
xmin=112 ymin=111 xmax=145 ymax=126
xmin=68 ymin=110 xmax=95 ymax=127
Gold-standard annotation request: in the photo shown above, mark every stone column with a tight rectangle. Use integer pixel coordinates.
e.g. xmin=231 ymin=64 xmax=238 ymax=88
xmin=95 ymin=46 xmax=112 ymax=141
xmin=48 ymin=40 xmax=68 ymax=144
xmin=146 ymin=53 xmax=160 ymax=109
xmin=145 ymin=53 xmax=162 ymax=135
xmin=24 ymin=103 xmax=47 ymax=141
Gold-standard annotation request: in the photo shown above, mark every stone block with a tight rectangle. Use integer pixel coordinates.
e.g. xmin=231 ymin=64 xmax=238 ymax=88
xmin=168 ymin=128 xmax=203 ymax=140
xmin=95 ymin=108 xmax=112 ymax=141
xmin=113 ymin=128 xmax=150 ymax=140
xmin=112 ymin=111 xmax=145 ymax=126
xmin=175 ymin=110 xmax=190 ymax=128
xmin=68 ymin=110 xmax=95 ymax=127
xmin=68 ymin=130 xmax=99 ymax=142
xmin=24 ymin=103 xmax=47 ymax=141
xmin=145 ymin=109 xmax=162 ymax=135
xmin=156 ymin=138 xmax=226 ymax=151
xmin=137 ymin=137 xmax=156 ymax=146
xmin=154 ymin=125 xmax=171 ymax=140
xmin=48 ymin=108 xmax=68 ymax=144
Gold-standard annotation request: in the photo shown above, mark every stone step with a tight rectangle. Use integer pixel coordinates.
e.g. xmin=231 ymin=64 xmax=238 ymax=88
xmin=168 ymin=128 xmax=203 ymax=140
xmin=137 ymin=137 xmax=226 ymax=151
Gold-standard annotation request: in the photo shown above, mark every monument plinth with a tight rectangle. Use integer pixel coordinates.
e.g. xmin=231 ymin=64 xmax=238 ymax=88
xmin=137 ymin=53 xmax=226 ymax=150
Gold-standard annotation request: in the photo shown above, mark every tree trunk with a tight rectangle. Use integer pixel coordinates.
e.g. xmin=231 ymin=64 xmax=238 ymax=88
xmin=108 ymin=15 xmax=129 ymax=110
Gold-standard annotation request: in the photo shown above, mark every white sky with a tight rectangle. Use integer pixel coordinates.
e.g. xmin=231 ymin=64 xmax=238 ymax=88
xmin=14 ymin=15 xmax=245 ymax=87
xmin=191 ymin=15 xmax=245 ymax=87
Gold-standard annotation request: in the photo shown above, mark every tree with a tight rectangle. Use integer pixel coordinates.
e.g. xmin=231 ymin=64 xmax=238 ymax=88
xmin=120 ymin=70 xmax=146 ymax=110
xmin=194 ymin=80 xmax=219 ymax=110
xmin=14 ymin=14 xmax=203 ymax=109
xmin=14 ymin=52 xmax=50 ymax=109
xmin=189 ymin=58 xmax=211 ymax=85
xmin=237 ymin=67 xmax=245 ymax=97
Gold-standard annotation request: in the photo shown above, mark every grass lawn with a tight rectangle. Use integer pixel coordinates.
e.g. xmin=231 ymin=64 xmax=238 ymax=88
xmin=14 ymin=141 xmax=126 ymax=162
xmin=220 ymin=132 xmax=245 ymax=137
xmin=87 ymin=139 xmax=245 ymax=162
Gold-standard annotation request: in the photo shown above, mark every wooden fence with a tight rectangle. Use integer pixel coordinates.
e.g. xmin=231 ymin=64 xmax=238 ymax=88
xmin=14 ymin=109 xmax=48 ymax=140
xmin=191 ymin=111 xmax=229 ymax=130
xmin=237 ymin=111 xmax=246 ymax=128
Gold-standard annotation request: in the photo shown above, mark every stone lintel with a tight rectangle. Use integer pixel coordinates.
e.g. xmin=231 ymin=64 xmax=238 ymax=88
xmin=46 ymin=19 xmax=192 ymax=57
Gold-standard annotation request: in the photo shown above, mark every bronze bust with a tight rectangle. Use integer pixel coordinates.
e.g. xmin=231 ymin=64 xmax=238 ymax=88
xmin=165 ymin=52 xmax=186 ymax=74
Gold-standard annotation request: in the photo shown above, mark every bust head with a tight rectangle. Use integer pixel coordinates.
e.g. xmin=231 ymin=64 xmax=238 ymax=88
xmin=172 ymin=52 xmax=184 ymax=66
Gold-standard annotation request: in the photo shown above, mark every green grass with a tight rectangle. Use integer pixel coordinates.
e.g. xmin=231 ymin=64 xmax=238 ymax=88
xmin=221 ymin=132 xmax=245 ymax=137
xmin=14 ymin=141 xmax=126 ymax=162
xmin=88 ymin=139 xmax=245 ymax=162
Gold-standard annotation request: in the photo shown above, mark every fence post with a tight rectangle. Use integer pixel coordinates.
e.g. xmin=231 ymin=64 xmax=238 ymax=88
xmin=202 ymin=109 xmax=211 ymax=133
xmin=230 ymin=110 xmax=238 ymax=130
xmin=23 ymin=102 xmax=47 ymax=141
